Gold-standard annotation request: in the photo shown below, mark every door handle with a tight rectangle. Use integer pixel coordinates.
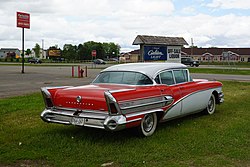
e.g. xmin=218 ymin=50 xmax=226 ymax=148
xmin=164 ymin=96 xmax=174 ymax=105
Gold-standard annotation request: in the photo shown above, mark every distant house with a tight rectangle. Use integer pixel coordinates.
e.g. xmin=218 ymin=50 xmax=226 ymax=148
xmin=182 ymin=48 xmax=250 ymax=62
xmin=119 ymin=49 xmax=141 ymax=62
xmin=29 ymin=49 xmax=47 ymax=59
xmin=0 ymin=48 xmax=21 ymax=59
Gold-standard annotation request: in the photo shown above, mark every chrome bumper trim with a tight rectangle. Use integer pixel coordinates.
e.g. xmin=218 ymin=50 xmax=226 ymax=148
xmin=41 ymin=108 xmax=137 ymax=131
xmin=218 ymin=92 xmax=224 ymax=103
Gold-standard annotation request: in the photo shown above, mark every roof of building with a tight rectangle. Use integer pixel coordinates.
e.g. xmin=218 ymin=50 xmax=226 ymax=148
xmin=182 ymin=48 xmax=250 ymax=55
xmin=0 ymin=48 xmax=20 ymax=51
xmin=101 ymin=62 xmax=187 ymax=78
xmin=133 ymin=35 xmax=188 ymax=46
xmin=129 ymin=48 xmax=250 ymax=56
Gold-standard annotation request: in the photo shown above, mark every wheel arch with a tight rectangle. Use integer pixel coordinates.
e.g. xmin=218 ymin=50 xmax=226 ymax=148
xmin=156 ymin=111 xmax=165 ymax=122
xmin=212 ymin=90 xmax=220 ymax=104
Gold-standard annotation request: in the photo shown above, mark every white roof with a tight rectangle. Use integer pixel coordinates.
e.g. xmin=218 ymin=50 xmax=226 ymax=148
xmin=101 ymin=63 xmax=187 ymax=78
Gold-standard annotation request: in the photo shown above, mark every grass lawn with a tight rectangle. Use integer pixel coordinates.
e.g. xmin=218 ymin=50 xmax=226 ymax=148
xmin=201 ymin=62 xmax=250 ymax=68
xmin=0 ymin=81 xmax=250 ymax=167
xmin=189 ymin=68 xmax=250 ymax=75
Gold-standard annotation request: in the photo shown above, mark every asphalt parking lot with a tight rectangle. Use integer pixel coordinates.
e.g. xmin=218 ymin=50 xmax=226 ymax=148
xmin=0 ymin=64 xmax=249 ymax=98
xmin=0 ymin=65 xmax=101 ymax=98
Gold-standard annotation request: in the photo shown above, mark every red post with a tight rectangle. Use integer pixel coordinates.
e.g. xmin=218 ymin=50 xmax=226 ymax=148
xmin=78 ymin=66 xmax=81 ymax=78
xmin=85 ymin=66 xmax=88 ymax=77
xmin=72 ymin=66 xmax=74 ymax=77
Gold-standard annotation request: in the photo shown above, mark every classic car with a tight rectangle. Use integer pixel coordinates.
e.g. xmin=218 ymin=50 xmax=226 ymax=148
xmin=41 ymin=63 xmax=224 ymax=137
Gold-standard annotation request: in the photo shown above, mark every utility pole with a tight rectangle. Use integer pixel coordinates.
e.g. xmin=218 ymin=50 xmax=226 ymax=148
xmin=42 ymin=39 xmax=44 ymax=59
xmin=191 ymin=38 xmax=194 ymax=57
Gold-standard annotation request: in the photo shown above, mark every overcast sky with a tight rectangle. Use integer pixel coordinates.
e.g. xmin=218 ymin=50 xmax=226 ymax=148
xmin=1 ymin=0 xmax=250 ymax=52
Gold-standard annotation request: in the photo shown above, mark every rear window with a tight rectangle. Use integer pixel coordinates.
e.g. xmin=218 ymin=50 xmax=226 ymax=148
xmin=93 ymin=71 xmax=153 ymax=85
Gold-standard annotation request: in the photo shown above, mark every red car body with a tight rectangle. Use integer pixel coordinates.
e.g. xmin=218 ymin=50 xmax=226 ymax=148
xmin=41 ymin=63 xmax=224 ymax=136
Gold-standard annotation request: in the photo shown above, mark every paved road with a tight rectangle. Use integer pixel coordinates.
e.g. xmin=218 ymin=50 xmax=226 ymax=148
xmin=0 ymin=65 xmax=249 ymax=98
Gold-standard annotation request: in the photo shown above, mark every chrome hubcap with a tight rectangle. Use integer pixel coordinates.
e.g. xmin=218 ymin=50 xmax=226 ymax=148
xmin=208 ymin=97 xmax=214 ymax=112
xmin=143 ymin=114 xmax=154 ymax=132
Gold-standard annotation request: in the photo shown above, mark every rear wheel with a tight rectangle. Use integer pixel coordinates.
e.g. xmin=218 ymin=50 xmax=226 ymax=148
xmin=137 ymin=113 xmax=157 ymax=137
xmin=204 ymin=94 xmax=216 ymax=115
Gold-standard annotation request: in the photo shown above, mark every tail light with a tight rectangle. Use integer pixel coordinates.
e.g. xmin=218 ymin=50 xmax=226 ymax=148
xmin=44 ymin=97 xmax=53 ymax=108
xmin=104 ymin=91 xmax=120 ymax=115
xmin=109 ymin=103 xmax=118 ymax=114
xmin=41 ymin=87 xmax=54 ymax=108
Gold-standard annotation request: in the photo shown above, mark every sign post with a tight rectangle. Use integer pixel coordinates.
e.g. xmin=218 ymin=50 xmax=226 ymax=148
xmin=92 ymin=50 xmax=97 ymax=57
xmin=91 ymin=50 xmax=97 ymax=68
xmin=17 ymin=11 xmax=30 ymax=73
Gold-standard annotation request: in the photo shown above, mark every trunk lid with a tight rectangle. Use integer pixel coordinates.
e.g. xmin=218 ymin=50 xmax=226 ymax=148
xmin=52 ymin=84 xmax=134 ymax=111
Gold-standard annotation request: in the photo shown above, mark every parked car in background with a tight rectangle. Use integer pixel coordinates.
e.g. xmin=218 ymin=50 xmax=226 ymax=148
xmin=28 ymin=58 xmax=42 ymax=64
xmin=93 ymin=59 xmax=106 ymax=64
xmin=181 ymin=57 xmax=200 ymax=67
xmin=40 ymin=63 xmax=224 ymax=137
xmin=109 ymin=58 xmax=119 ymax=62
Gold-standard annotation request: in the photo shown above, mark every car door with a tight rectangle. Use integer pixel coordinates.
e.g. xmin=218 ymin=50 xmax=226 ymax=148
xmin=172 ymin=69 xmax=207 ymax=115
xmin=155 ymin=70 xmax=182 ymax=120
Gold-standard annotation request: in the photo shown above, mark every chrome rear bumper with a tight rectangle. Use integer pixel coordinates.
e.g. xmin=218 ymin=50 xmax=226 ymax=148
xmin=41 ymin=108 xmax=127 ymax=131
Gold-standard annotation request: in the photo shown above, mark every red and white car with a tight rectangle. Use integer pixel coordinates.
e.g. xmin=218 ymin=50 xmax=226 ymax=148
xmin=41 ymin=63 xmax=224 ymax=136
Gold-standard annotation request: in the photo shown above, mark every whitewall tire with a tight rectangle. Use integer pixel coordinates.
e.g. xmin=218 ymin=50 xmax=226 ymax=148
xmin=205 ymin=94 xmax=216 ymax=115
xmin=137 ymin=113 xmax=157 ymax=137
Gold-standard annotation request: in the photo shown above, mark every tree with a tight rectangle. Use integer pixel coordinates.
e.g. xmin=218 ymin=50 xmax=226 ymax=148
xmin=61 ymin=41 xmax=121 ymax=61
xmin=25 ymin=49 xmax=32 ymax=56
xmin=77 ymin=44 xmax=84 ymax=60
xmin=109 ymin=42 xmax=120 ymax=58
xmin=62 ymin=44 xmax=77 ymax=61
xmin=33 ymin=43 xmax=41 ymax=58
xmin=102 ymin=42 xmax=120 ymax=59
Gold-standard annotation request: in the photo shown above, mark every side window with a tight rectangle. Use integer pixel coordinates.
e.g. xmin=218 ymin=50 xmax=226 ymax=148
xmin=182 ymin=69 xmax=193 ymax=82
xmin=136 ymin=74 xmax=153 ymax=85
xmin=155 ymin=75 xmax=161 ymax=84
xmin=173 ymin=70 xmax=188 ymax=84
xmin=159 ymin=71 xmax=175 ymax=85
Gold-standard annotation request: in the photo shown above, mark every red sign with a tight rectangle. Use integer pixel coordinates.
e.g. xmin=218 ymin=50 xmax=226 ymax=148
xmin=17 ymin=12 xmax=30 ymax=29
xmin=92 ymin=50 xmax=97 ymax=57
